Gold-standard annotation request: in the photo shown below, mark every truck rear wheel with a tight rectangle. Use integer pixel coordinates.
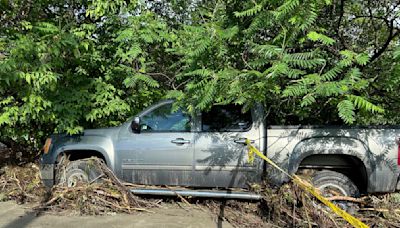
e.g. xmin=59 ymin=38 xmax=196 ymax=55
xmin=311 ymin=170 xmax=359 ymax=211
xmin=312 ymin=170 xmax=360 ymax=197
xmin=57 ymin=159 xmax=104 ymax=187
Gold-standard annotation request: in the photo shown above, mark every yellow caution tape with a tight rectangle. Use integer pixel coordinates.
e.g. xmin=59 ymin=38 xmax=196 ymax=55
xmin=245 ymin=139 xmax=369 ymax=228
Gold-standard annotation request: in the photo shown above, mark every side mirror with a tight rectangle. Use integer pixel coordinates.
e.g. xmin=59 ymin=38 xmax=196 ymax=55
xmin=131 ymin=116 xmax=141 ymax=134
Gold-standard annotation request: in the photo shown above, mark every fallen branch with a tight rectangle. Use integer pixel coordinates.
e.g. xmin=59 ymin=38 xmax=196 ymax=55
xmin=326 ymin=196 xmax=367 ymax=204
xmin=359 ymin=208 xmax=400 ymax=213
xmin=165 ymin=185 xmax=192 ymax=208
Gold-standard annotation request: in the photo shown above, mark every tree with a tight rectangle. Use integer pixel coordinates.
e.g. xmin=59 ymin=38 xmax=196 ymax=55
xmin=1 ymin=0 xmax=399 ymax=153
xmin=0 ymin=0 xmax=172 ymax=149
xmin=167 ymin=0 xmax=399 ymax=125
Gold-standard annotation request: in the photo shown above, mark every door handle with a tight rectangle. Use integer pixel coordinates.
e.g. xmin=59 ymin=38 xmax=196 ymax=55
xmin=234 ymin=138 xmax=254 ymax=144
xmin=171 ymin=138 xmax=190 ymax=144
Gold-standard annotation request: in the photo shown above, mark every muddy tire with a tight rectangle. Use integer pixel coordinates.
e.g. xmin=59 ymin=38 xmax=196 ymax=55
xmin=312 ymin=170 xmax=359 ymax=197
xmin=311 ymin=170 xmax=359 ymax=212
xmin=56 ymin=159 xmax=104 ymax=187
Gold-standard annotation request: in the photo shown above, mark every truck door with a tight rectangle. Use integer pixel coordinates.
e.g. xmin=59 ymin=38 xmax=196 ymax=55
xmin=193 ymin=104 xmax=262 ymax=188
xmin=117 ymin=101 xmax=194 ymax=186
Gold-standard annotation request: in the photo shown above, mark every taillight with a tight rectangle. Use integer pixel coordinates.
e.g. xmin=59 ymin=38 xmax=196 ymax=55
xmin=43 ymin=138 xmax=52 ymax=154
xmin=397 ymin=138 xmax=400 ymax=166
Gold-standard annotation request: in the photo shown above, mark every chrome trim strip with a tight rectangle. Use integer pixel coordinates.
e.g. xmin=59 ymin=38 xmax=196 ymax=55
xmin=122 ymin=164 xmax=192 ymax=170
xmin=195 ymin=165 xmax=255 ymax=171
xmin=121 ymin=164 xmax=256 ymax=171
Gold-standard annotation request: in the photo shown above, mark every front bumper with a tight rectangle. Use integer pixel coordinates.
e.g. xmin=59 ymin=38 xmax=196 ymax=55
xmin=39 ymin=163 xmax=55 ymax=188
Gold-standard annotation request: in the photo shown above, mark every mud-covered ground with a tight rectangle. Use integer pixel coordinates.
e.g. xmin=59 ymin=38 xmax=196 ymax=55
xmin=0 ymin=201 xmax=234 ymax=228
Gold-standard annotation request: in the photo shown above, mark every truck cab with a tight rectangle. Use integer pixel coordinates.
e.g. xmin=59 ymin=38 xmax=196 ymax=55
xmin=114 ymin=100 xmax=264 ymax=188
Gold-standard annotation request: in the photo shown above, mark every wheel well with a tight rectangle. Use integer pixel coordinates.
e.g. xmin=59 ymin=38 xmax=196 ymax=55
xmin=298 ymin=154 xmax=368 ymax=194
xmin=59 ymin=150 xmax=107 ymax=164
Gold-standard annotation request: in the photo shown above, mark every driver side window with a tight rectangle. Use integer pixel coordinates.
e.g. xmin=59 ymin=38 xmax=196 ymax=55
xmin=140 ymin=103 xmax=191 ymax=132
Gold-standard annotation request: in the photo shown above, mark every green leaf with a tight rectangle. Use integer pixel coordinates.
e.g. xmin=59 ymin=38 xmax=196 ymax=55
xmin=301 ymin=94 xmax=316 ymax=107
xmin=124 ymin=74 xmax=159 ymax=88
xmin=347 ymin=95 xmax=384 ymax=113
xmin=355 ymin=53 xmax=369 ymax=65
xmin=234 ymin=4 xmax=263 ymax=17
xmin=337 ymin=100 xmax=355 ymax=124
xmin=307 ymin=31 xmax=335 ymax=45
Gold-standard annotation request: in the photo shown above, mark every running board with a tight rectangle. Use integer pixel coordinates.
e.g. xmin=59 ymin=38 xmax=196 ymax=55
xmin=130 ymin=189 xmax=261 ymax=200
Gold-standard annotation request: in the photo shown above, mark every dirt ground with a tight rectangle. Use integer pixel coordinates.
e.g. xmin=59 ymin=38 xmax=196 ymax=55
xmin=0 ymin=201 xmax=233 ymax=228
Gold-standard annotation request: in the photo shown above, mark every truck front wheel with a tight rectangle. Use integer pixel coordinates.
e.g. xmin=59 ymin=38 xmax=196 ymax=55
xmin=56 ymin=159 xmax=103 ymax=187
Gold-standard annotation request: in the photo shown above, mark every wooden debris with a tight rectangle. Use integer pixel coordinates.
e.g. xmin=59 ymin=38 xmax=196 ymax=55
xmin=1 ymin=158 xmax=400 ymax=227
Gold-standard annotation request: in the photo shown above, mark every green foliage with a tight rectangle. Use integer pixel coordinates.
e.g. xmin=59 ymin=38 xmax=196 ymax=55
xmin=307 ymin=31 xmax=335 ymax=45
xmin=0 ymin=0 xmax=171 ymax=148
xmin=124 ymin=74 xmax=160 ymax=88
xmin=1 ymin=0 xmax=400 ymax=150
xmin=234 ymin=2 xmax=263 ymax=18
xmin=347 ymin=95 xmax=384 ymax=114
xmin=170 ymin=0 xmax=398 ymax=125
xmin=337 ymin=100 xmax=355 ymax=124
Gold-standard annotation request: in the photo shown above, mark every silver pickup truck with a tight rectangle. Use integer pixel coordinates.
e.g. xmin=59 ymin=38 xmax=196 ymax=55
xmin=40 ymin=100 xmax=400 ymax=199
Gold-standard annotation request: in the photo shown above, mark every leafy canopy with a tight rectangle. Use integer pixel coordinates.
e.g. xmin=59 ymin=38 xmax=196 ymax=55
xmin=1 ymin=0 xmax=400 ymax=150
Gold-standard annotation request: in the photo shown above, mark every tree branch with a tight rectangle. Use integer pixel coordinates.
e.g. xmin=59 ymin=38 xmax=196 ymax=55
xmin=370 ymin=20 xmax=399 ymax=62
xmin=336 ymin=0 xmax=347 ymax=49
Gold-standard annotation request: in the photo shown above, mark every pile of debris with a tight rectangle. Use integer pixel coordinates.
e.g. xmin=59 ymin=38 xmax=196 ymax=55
xmin=201 ymin=183 xmax=340 ymax=227
xmin=1 ymin=157 xmax=400 ymax=227
xmin=201 ymin=183 xmax=400 ymax=227
xmin=0 ymin=157 xmax=154 ymax=215
xmin=0 ymin=163 xmax=46 ymax=204
xmin=39 ymin=158 xmax=155 ymax=215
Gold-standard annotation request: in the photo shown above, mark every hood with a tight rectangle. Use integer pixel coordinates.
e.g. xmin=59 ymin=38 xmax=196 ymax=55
xmin=83 ymin=126 xmax=120 ymax=137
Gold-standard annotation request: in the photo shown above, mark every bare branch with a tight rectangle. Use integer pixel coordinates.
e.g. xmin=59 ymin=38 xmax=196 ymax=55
xmin=336 ymin=0 xmax=347 ymax=49
xmin=370 ymin=20 xmax=400 ymax=62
